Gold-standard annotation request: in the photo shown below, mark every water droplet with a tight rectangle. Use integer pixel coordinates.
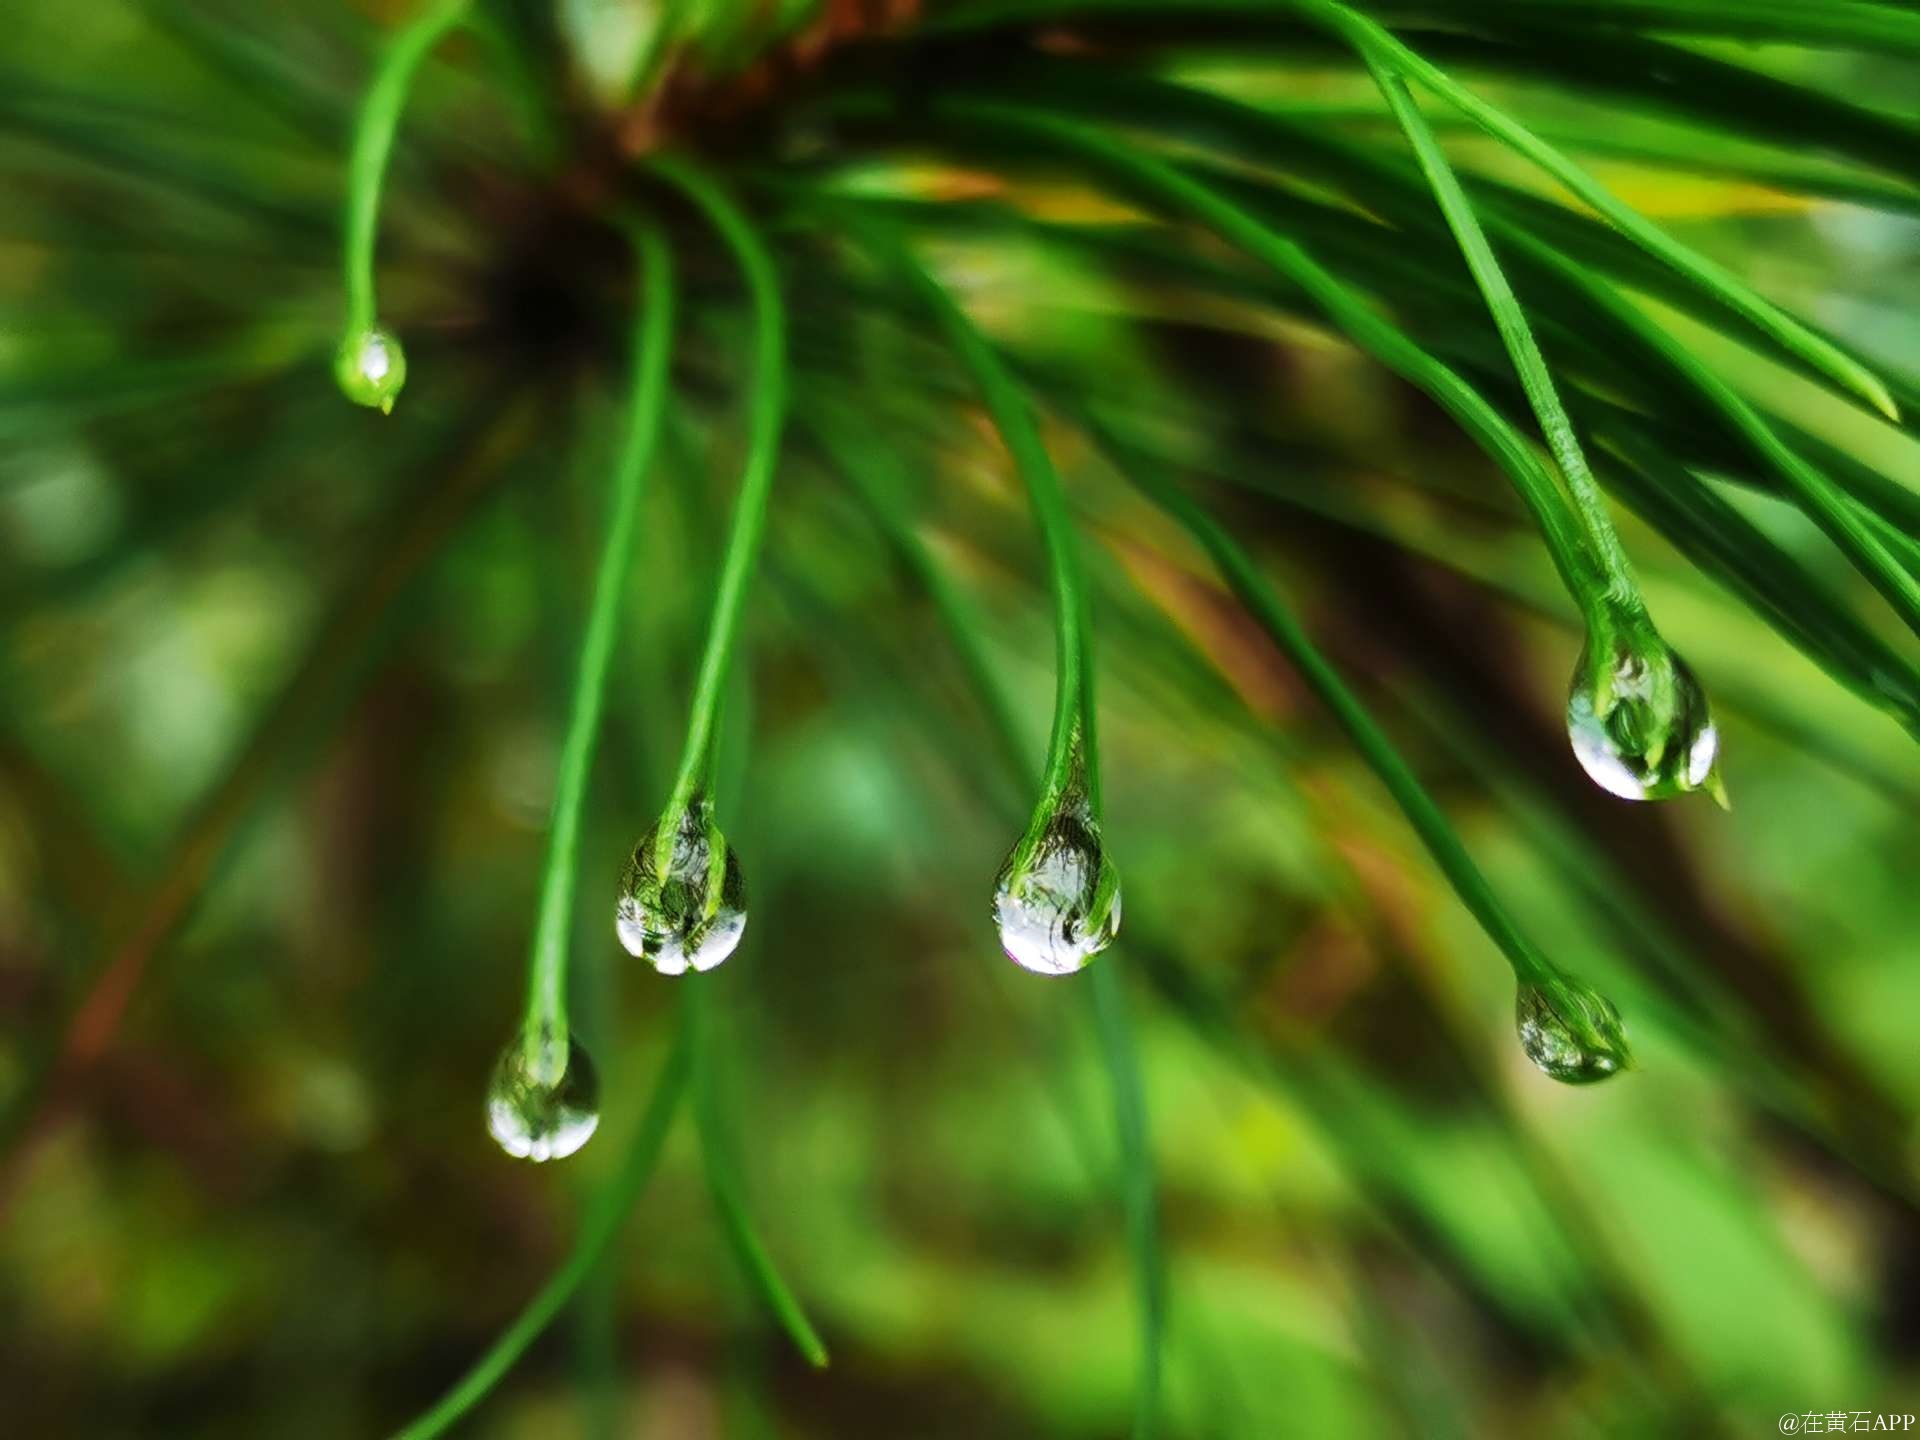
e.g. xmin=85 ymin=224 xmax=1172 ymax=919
xmin=1515 ymin=978 xmax=1631 ymax=1085
xmin=486 ymin=1026 xmax=601 ymax=1161
xmin=334 ymin=325 xmax=407 ymax=413
xmin=992 ymin=796 xmax=1122 ymax=976
xmin=1567 ymin=633 xmax=1719 ymax=801
xmin=615 ymin=797 xmax=747 ymax=975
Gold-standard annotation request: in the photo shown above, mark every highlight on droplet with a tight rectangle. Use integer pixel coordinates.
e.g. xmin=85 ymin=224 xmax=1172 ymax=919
xmin=486 ymin=1025 xmax=601 ymax=1162
xmin=615 ymin=796 xmax=747 ymax=975
xmin=1515 ymin=977 xmax=1631 ymax=1085
xmin=334 ymin=324 xmax=408 ymax=414
xmin=1567 ymin=631 xmax=1720 ymax=803
xmin=991 ymin=796 xmax=1122 ymax=976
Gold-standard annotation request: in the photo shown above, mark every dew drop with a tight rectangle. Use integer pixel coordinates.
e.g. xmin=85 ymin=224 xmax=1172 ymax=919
xmin=334 ymin=325 xmax=408 ymax=413
xmin=615 ymin=797 xmax=747 ymax=975
xmin=992 ymin=797 xmax=1122 ymax=976
xmin=486 ymin=1027 xmax=601 ymax=1162
xmin=1567 ymin=634 xmax=1719 ymax=802
xmin=1515 ymin=979 xmax=1631 ymax=1085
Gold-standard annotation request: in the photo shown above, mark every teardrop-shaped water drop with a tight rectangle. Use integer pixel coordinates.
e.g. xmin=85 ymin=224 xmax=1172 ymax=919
xmin=992 ymin=799 xmax=1122 ymax=976
xmin=1567 ymin=634 xmax=1720 ymax=802
xmin=334 ymin=324 xmax=407 ymax=413
xmin=486 ymin=1026 xmax=601 ymax=1161
xmin=615 ymin=798 xmax=747 ymax=975
xmin=1515 ymin=978 xmax=1631 ymax=1085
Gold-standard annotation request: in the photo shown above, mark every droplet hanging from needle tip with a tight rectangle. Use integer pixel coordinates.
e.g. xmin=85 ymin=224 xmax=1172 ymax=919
xmin=1567 ymin=630 xmax=1721 ymax=802
xmin=1515 ymin=978 xmax=1631 ymax=1085
xmin=334 ymin=325 xmax=408 ymax=413
xmin=487 ymin=1026 xmax=601 ymax=1162
xmin=616 ymin=796 xmax=748 ymax=975
xmin=992 ymin=795 xmax=1122 ymax=977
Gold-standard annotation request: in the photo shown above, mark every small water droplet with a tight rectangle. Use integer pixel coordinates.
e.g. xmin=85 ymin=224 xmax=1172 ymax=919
xmin=615 ymin=797 xmax=747 ymax=975
xmin=992 ymin=796 xmax=1121 ymax=976
xmin=486 ymin=1026 xmax=601 ymax=1161
xmin=1515 ymin=978 xmax=1630 ymax=1085
xmin=1567 ymin=633 xmax=1719 ymax=801
xmin=334 ymin=325 xmax=407 ymax=413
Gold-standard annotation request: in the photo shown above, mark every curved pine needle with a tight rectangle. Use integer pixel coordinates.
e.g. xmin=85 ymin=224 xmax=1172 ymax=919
xmin=1323 ymin=110 xmax=1920 ymax=219
xmin=391 ymin=1022 xmax=692 ymax=1440
xmin=939 ymin=1 xmax=1920 ymax=185
xmin=975 ymin=62 xmax=1903 ymax=421
xmin=343 ymin=0 xmax=471 ymax=337
xmin=905 ymin=73 xmax=1920 ymax=658
xmin=932 ymin=0 xmax=1902 ymax=418
xmin=844 ymin=212 xmax=1102 ymax=811
xmin=1327 ymin=27 xmax=1920 ymax=186
xmin=518 ymin=220 xmax=677 ymax=1068
xmin=22 ymin=3 xmax=1920 ymax=1430
xmin=687 ymin=977 xmax=831 ymax=1369
xmin=898 ymin=96 xmax=1612 ymax=626
xmin=948 ymin=207 xmax=1909 ymax=723
xmin=1590 ymin=430 xmax=1920 ymax=734
xmin=806 ymin=192 xmax=1920 ymax=737
xmin=1361 ymin=59 xmax=1643 ymax=613
xmin=1088 ymin=421 xmax=1565 ymax=992
xmin=643 ymin=155 xmax=789 ymax=816
xmin=1089 ymin=961 xmax=1165 ymax=1440
xmin=799 ymin=400 xmax=1034 ymax=795
xmin=1504 ymin=240 xmax=1920 ymax=643
xmin=942 ymin=0 xmax=1920 ymax=81
xmin=1286 ymin=0 xmax=1901 ymax=423
xmin=1168 ymin=417 xmax=1920 ymax=798
xmin=809 ymin=402 xmax=1162 ymax=1440
xmin=1435 ymin=0 xmax=1920 ymax=54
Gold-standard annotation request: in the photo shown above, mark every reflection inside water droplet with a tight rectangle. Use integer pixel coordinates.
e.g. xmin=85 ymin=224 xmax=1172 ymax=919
xmin=1567 ymin=634 xmax=1719 ymax=802
xmin=334 ymin=324 xmax=408 ymax=414
xmin=615 ymin=797 xmax=747 ymax=975
xmin=486 ymin=1027 xmax=600 ymax=1161
xmin=992 ymin=796 xmax=1121 ymax=976
xmin=1515 ymin=980 xmax=1630 ymax=1085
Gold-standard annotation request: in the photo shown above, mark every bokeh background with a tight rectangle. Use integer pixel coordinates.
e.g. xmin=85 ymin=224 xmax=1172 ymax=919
xmin=3 ymin=2 xmax=1920 ymax=1436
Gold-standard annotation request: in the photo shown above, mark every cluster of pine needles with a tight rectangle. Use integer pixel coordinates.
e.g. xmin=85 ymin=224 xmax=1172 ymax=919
xmin=4 ymin=0 xmax=1919 ymax=1434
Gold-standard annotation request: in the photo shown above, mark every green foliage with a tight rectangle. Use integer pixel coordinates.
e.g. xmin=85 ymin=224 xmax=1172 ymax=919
xmin=1 ymin=0 xmax=1917 ymax=1435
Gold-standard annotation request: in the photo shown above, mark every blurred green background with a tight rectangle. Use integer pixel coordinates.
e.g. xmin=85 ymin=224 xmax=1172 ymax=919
xmin=3 ymin=2 xmax=1920 ymax=1436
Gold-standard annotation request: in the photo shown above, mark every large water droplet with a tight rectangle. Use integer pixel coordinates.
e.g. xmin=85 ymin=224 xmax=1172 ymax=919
xmin=992 ymin=798 xmax=1122 ymax=976
xmin=615 ymin=798 xmax=747 ymax=975
xmin=1515 ymin=979 xmax=1631 ymax=1085
xmin=1567 ymin=634 xmax=1720 ymax=801
xmin=486 ymin=1027 xmax=601 ymax=1161
xmin=334 ymin=325 xmax=407 ymax=413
